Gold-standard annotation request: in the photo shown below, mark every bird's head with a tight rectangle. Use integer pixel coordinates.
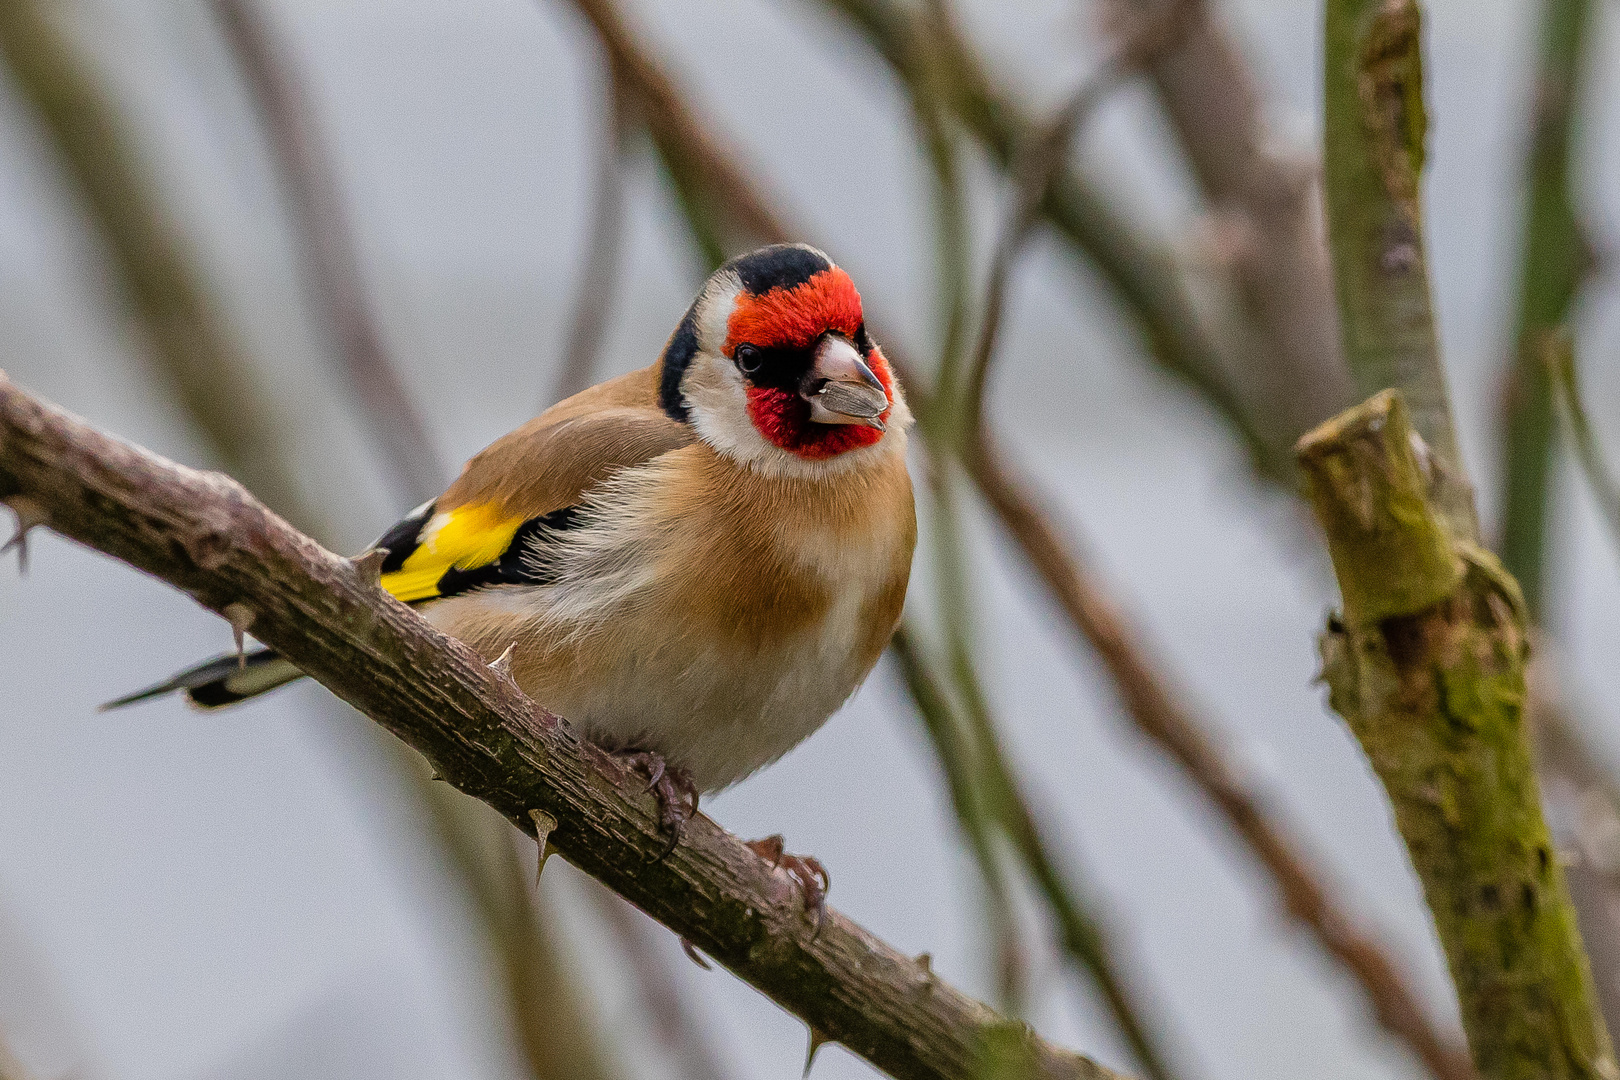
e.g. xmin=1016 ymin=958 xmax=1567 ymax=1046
xmin=658 ymin=244 xmax=909 ymax=476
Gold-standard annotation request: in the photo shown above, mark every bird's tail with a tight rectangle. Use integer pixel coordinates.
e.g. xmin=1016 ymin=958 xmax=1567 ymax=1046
xmin=101 ymin=647 xmax=305 ymax=711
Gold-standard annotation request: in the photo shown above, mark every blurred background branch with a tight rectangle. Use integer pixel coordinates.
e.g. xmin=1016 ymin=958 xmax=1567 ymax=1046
xmin=209 ymin=0 xmax=445 ymax=506
xmin=552 ymin=55 xmax=634 ymax=404
xmin=0 ymin=0 xmax=316 ymax=530
xmin=7 ymin=0 xmax=1620 ymax=1077
xmin=556 ymin=1 xmax=1482 ymax=1076
xmin=1495 ymin=0 xmax=1597 ymax=617
xmin=1548 ymin=330 xmax=1620 ymax=557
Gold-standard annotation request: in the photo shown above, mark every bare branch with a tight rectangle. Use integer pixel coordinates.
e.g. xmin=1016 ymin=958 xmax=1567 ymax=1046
xmin=1111 ymin=0 xmax=1353 ymax=441
xmin=586 ymin=883 xmax=739 ymax=1080
xmin=893 ymin=621 xmax=1190 ymax=1080
xmin=961 ymin=427 xmax=1478 ymax=1080
xmin=889 ymin=625 xmax=1027 ymax=1008
xmin=1545 ymin=330 xmax=1620 ymax=559
xmin=1495 ymin=0 xmax=1598 ymax=615
xmin=553 ymin=60 xmax=635 ymax=405
xmin=210 ymin=0 xmax=445 ymax=504
xmin=567 ymin=0 xmax=792 ymax=254
xmin=0 ymin=375 xmax=1123 ymax=1080
xmin=1299 ymin=390 xmax=1612 ymax=1079
xmin=957 ymin=0 xmax=1198 ymax=435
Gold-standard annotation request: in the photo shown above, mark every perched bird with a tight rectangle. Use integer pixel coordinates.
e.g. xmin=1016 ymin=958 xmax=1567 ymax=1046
xmin=109 ymin=243 xmax=916 ymax=907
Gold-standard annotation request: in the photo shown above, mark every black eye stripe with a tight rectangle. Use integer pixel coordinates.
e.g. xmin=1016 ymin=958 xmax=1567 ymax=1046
xmin=732 ymin=342 xmax=813 ymax=392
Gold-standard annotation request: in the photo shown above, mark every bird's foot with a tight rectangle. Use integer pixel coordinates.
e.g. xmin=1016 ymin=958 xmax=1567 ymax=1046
xmin=618 ymin=750 xmax=698 ymax=858
xmin=746 ymin=834 xmax=830 ymax=933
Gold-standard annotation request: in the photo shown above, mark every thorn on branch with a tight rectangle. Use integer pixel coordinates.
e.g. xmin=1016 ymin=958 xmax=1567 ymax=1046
xmin=2 ymin=495 xmax=47 ymax=575
xmin=349 ymin=547 xmax=388 ymax=588
xmin=489 ymin=642 xmax=518 ymax=684
xmin=528 ymin=808 xmax=558 ymax=887
xmin=222 ymin=601 xmax=255 ymax=667
xmin=680 ymin=937 xmax=712 ymax=970
xmin=803 ymin=1025 xmax=832 ymax=1077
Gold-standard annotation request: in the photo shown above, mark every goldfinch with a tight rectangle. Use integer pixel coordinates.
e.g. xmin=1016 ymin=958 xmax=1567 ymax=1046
xmin=110 ymin=244 xmax=916 ymax=875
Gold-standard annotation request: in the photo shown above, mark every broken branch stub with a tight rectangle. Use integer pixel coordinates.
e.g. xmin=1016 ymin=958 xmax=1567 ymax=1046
xmin=1296 ymin=389 xmax=1460 ymax=624
xmin=1298 ymin=389 xmax=1615 ymax=1080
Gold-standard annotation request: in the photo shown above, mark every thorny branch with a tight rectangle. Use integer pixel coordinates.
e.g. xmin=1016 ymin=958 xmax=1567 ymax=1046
xmin=0 ymin=375 xmax=1123 ymax=1080
xmin=562 ymin=2 xmax=1477 ymax=1077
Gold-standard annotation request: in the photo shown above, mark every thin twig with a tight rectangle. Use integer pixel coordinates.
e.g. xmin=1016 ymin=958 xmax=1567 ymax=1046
xmin=585 ymin=884 xmax=739 ymax=1080
xmin=1545 ymin=329 xmax=1620 ymax=555
xmin=552 ymin=60 xmax=635 ymax=405
xmin=1494 ymin=0 xmax=1598 ymax=615
xmin=904 ymin=46 xmax=1028 ymax=1009
xmin=955 ymin=0 xmax=1195 ymax=434
xmin=210 ymin=0 xmax=445 ymax=504
xmin=890 ymin=625 xmax=1027 ymax=1009
xmin=559 ymin=3 xmax=1477 ymax=1075
xmin=0 ymin=375 xmax=1126 ymax=1080
xmin=897 ymin=602 xmax=1188 ymax=1080
xmin=1106 ymin=0 xmax=1353 ymax=440
xmin=567 ymin=0 xmax=791 ymax=254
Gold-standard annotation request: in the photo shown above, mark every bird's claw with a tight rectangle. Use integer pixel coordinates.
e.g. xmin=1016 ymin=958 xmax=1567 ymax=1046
xmin=746 ymin=834 xmax=830 ymax=933
xmin=619 ymin=750 xmax=697 ymax=859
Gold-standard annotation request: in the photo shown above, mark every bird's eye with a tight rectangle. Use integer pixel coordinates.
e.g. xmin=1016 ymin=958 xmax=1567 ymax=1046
xmin=734 ymin=344 xmax=763 ymax=374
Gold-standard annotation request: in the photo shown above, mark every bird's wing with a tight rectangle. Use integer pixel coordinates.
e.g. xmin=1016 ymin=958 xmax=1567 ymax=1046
xmin=375 ymin=365 xmax=692 ymax=604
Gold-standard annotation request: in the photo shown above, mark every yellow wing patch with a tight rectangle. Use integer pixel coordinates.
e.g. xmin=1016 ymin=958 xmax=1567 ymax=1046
xmin=382 ymin=502 xmax=524 ymax=603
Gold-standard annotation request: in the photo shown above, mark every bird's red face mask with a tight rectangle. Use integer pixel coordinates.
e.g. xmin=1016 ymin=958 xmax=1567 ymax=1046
xmin=725 ymin=267 xmax=894 ymax=460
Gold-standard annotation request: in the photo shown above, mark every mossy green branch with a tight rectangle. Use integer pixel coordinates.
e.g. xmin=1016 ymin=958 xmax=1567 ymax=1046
xmin=1299 ymin=391 xmax=1615 ymax=1080
xmin=1496 ymin=0 xmax=1596 ymax=617
xmin=1322 ymin=0 xmax=1476 ymax=541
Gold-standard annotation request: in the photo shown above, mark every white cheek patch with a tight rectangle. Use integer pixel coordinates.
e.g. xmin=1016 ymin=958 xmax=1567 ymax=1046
xmin=683 ymin=352 xmax=776 ymax=466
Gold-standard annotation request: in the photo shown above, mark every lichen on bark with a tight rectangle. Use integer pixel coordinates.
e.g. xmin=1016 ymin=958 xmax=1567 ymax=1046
xmin=1300 ymin=391 xmax=1615 ymax=1080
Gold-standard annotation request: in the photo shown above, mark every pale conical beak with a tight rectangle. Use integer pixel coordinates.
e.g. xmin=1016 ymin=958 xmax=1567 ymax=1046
xmin=801 ymin=335 xmax=888 ymax=430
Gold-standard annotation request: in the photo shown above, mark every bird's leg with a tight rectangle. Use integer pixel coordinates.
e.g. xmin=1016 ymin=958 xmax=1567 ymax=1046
xmin=616 ymin=750 xmax=698 ymax=858
xmin=746 ymin=833 xmax=831 ymax=932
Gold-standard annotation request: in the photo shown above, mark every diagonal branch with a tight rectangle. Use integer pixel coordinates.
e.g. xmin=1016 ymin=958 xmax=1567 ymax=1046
xmin=0 ymin=374 xmax=1122 ymax=1080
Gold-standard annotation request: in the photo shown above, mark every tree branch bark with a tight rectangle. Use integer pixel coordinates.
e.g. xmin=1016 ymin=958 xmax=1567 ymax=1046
xmin=1298 ymin=390 xmax=1613 ymax=1080
xmin=0 ymin=374 xmax=1121 ymax=1080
